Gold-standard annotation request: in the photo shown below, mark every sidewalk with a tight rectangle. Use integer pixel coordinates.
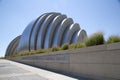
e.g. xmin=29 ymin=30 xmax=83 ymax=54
xmin=0 ymin=59 xmax=78 ymax=80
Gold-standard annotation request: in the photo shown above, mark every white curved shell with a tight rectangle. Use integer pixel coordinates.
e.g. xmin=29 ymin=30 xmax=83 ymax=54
xmin=5 ymin=12 xmax=87 ymax=55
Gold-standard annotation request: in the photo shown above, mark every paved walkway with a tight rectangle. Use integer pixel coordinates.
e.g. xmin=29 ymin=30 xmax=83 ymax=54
xmin=0 ymin=59 xmax=78 ymax=80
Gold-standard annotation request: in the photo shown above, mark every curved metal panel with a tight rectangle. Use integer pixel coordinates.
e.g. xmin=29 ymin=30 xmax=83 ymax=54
xmin=10 ymin=37 xmax=20 ymax=55
xmin=52 ymin=18 xmax=73 ymax=47
xmin=37 ymin=13 xmax=60 ymax=49
xmin=5 ymin=36 xmax=20 ymax=56
xmin=6 ymin=37 xmax=17 ymax=56
xmin=44 ymin=15 xmax=67 ymax=49
xmin=70 ymin=30 xmax=79 ymax=44
xmin=30 ymin=14 xmax=47 ymax=51
xmin=77 ymin=29 xmax=87 ymax=42
xmin=30 ymin=13 xmax=57 ymax=51
xmin=6 ymin=40 xmax=14 ymax=56
xmin=72 ymin=29 xmax=87 ymax=44
xmin=30 ymin=12 xmax=56 ymax=50
xmin=29 ymin=14 xmax=45 ymax=51
xmin=17 ymin=20 xmax=35 ymax=53
xmin=62 ymin=23 xmax=80 ymax=44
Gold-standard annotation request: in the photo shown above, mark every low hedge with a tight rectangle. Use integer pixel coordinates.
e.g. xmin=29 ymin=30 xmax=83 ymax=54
xmin=51 ymin=46 xmax=60 ymax=52
xmin=61 ymin=43 xmax=69 ymax=50
xmin=5 ymin=32 xmax=120 ymax=58
xmin=85 ymin=32 xmax=104 ymax=46
xmin=107 ymin=36 xmax=120 ymax=43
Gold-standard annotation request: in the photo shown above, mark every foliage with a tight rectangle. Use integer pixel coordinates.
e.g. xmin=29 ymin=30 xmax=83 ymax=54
xmin=107 ymin=35 xmax=120 ymax=43
xmin=61 ymin=43 xmax=69 ymax=50
xmin=75 ymin=43 xmax=86 ymax=48
xmin=69 ymin=44 xmax=77 ymax=49
xmin=35 ymin=49 xmax=49 ymax=53
xmin=69 ymin=43 xmax=86 ymax=49
xmin=6 ymin=32 xmax=120 ymax=58
xmin=85 ymin=32 xmax=104 ymax=46
xmin=15 ymin=52 xmax=29 ymax=56
xmin=51 ymin=46 xmax=60 ymax=52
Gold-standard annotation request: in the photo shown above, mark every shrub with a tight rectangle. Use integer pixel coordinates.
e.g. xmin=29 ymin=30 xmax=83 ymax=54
xmin=107 ymin=36 xmax=120 ymax=43
xmin=51 ymin=46 xmax=60 ymax=52
xmin=61 ymin=43 xmax=69 ymax=50
xmin=76 ymin=43 xmax=86 ymax=48
xmin=69 ymin=44 xmax=77 ymax=49
xmin=35 ymin=49 xmax=49 ymax=53
xmin=15 ymin=52 xmax=28 ymax=56
xmin=69 ymin=43 xmax=86 ymax=49
xmin=85 ymin=32 xmax=104 ymax=46
xmin=29 ymin=51 xmax=36 ymax=55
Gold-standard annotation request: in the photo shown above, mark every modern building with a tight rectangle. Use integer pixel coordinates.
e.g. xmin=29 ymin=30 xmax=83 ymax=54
xmin=5 ymin=12 xmax=87 ymax=56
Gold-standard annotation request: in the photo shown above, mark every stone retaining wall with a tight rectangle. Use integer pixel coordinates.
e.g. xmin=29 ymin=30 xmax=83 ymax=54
xmin=11 ymin=42 xmax=120 ymax=80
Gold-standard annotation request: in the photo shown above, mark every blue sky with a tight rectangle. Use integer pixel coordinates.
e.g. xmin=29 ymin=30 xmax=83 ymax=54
xmin=0 ymin=0 xmax=120 ymax=57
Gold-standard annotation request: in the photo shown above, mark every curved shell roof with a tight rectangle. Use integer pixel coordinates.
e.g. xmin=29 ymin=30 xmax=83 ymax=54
xmin=5 ymin=12 xmax=87 ymax=56
xmin=5 ymin=36 xmax=21 ymax=56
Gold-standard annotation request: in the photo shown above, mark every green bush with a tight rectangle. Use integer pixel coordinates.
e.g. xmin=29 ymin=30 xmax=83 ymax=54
xmin=15 ymin=52 xmax=28 ymax=56
xmin=107 ymin=36 xmax=120 ymax=43
xmin=85 ymin=32 xmax=104 ymax=46
xmin=69 ymin=43 xmax=86 ymax=49
xmin=76 ymin=43 xmax=86 ymax=48
xmin=29 ymin=51 xmax=36 ymax=55
xmin=51 ymin=46 xmax=60 ymax=52
xmin=69 ymin=44 xmax=77 ymax=49
xmin=61 ymin=43 xmax=69 ymax=50
xmin=35 ymin=49 xmax=49 ymax=53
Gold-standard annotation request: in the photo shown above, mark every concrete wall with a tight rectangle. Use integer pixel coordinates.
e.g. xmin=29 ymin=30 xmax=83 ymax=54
xmin=11 ymin=42 xmax=120 ymax=80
